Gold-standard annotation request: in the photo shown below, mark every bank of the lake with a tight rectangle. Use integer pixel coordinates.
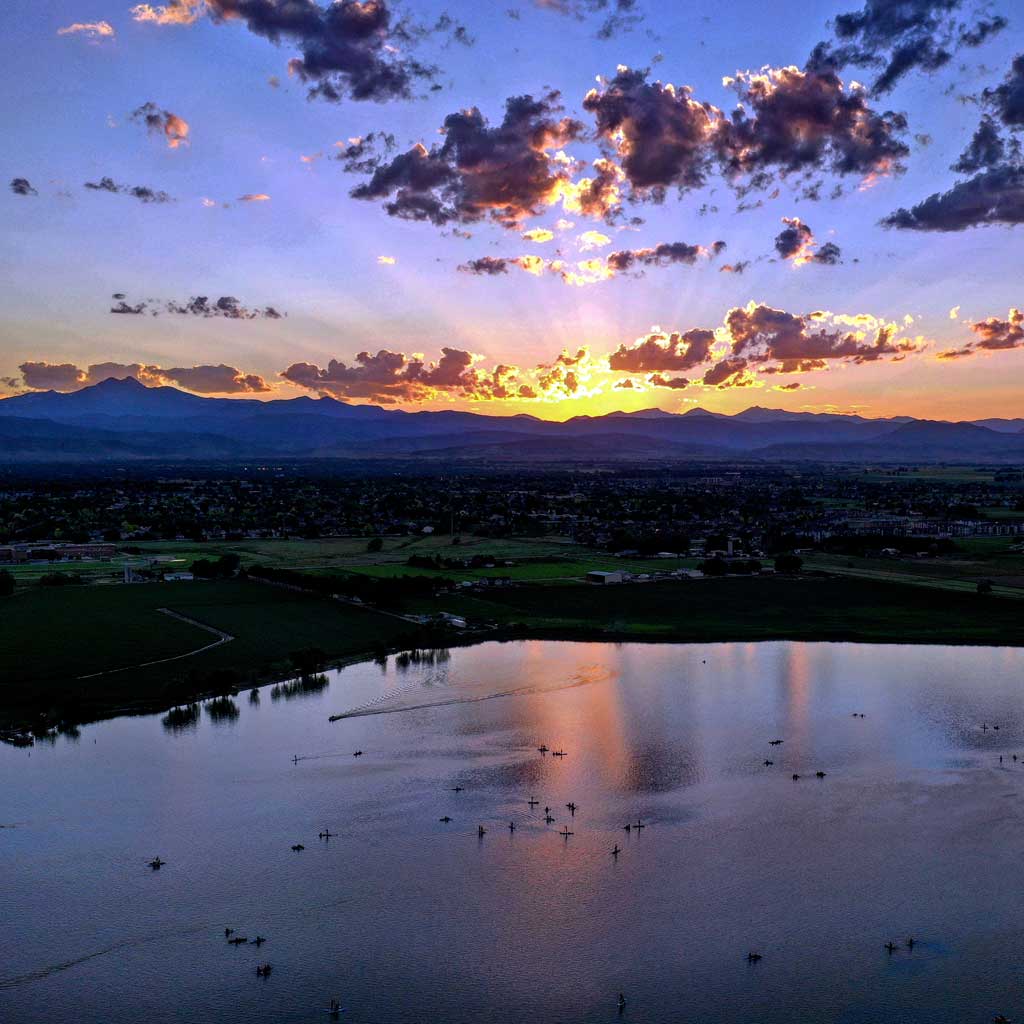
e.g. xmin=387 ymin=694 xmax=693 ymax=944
xmin=3 ymin=574 xmax=1024 ymax=733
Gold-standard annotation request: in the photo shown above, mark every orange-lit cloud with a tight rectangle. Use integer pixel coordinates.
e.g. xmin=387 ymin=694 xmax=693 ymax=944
xmin=58 ymin=21 xmax=115 ymax=39
xmin=131 ymin=0 xmax=205 ymax=25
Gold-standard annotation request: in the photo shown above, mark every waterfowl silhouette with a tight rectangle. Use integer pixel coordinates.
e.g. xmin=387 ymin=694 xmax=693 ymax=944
xmin=256 ymin=963 xmax=272 ymax=977
xmin=552 ymin=750 xmax=567 ymax=757
xmin=291 ymin=844 xmax=305 ymax=851
xmin=538 ymin=745 xmax=549 ymax=753
xmin=769 ymin=739 xmax=784 ymax=746
xmin=225 ymin=928 xmax=234 ymax=937
xmin=905 ymin=937 xmax=915 ymax=949
xmin=618 ymin=993 xmax=626 ymax=1013
xmin=746 ymin=952 xmax=762 ymax=962
xmin=993 ymin=1015 xmax=1010 ymax=1023
xmin=612 ymin=845 xmax=621 ymax=857
xmin=352 ymin=751 xmax=363 ymax=757
xmin=439 ymin=816 xmax=452 ymax=823
xmin=252 ymin=936 xmax=266 ymax=946
xmin=544 ymin=806 xmax=551 ymax=814
xmin=545 ymin=815 xmax=555 ymax=823
xmin=329 ymin=998 xmax=342 ymax=1016
xmin=452 ymin=786 xmax=464 ymax=793
xmin=764 ymin=759 xmax=774 ymax=767
xmin=885 ymin=941 xmax=899 ymax=954
xmin=623 ymin=823 xmax=631 ymax=832
xmin=559 ymin=827 xmax=574 ymax=839
xmin=528 ymin=798 xmax=539 ymax=807
xmin=319 ymin=830 xmax=334 ymax=840
xmin=230 ymin=936 xmax=248 ymax=945
xmin=792 ymin=774 xmax=801 ymax=781
xmin=478 ymin=825 xmax=487 ymax=837
xmin=1013 ymin=754 xmax=1019 ymax=762
xmin=508 ymin=822 xmax=516 ymax=833
xmin=292 ymin=755 xmax=299 ymax=764
xmin=148 ymin=857 xmax=165 ymax=869
xmin=815 ymin=771 xmax=827 ymax=779
xmin=567 ymin=802 xmax=577 ymax=814
xmin=633 ymin=820 xmax=645 ymax=830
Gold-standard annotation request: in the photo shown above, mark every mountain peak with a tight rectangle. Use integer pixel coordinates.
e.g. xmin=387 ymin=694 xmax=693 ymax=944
xmin=92 ymin=375 xmax=147 ymax=391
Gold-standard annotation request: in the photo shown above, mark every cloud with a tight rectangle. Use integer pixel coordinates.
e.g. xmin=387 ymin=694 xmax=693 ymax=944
xmin=983 ymin=53 xmax=1024 ymax=129
xmin=882 ymin=162 xmax=1024 ymax=231
xmin=17 ymin=360 xmax=271 ymax=394
xmin=458 ymin=240 xmax=723 ymax=285
xmin=720 ymin=260 xmax=751 ymax=274
xmin=582 ymin=64 xmax=907 ymax=203
xmin=522 ymin=228 xmax=555 ymax=242
xmin=609 ymin=328 xmax=716 ymax=373
xmin=130 ymin=102 xmax=190 ymax=148
xmin=807 ymin=0 xmax=1006 ymax=95
xmin=131 ymin=0 xmax=205 ymax=25
xmin=774 ymin=217 xmax=842 ymax=265
xmin=142 ymin=0 xmax=463 ymax=103
xmin=109 ymin=293 xmax=284 ymax=318
xmin=57 ymin=21 xmax=115 ymax=39
xmin=238 ymin=193 xmax=270 ymax=202
xmin=577 ymin=229 xmax=611 ymax=249
xmin=938 ymin=307 xmax=1024 ymax=359
xmin=350 ymin=91 xmax=585 ymax=228
xmin=84 ymin=177 xmax=174 ymax=203
xmin=949 ymin=305 xmax=961 ymax=319
xmin=717 ymin=65 xmax=909 ymax=187
xmin=281 ymin=348 xmax=533 ymax=403
xmin=951 ymin=115 xmax=1010 ymax=174
xmin=583 ymin=66 xmax=718 ymax=197
xmin=529 ymin=0 xmax=642 ymax=38
xmin=334 ymin=132 xmax=397 ymax=173
xmin=377 ymin=255 xmax=396 ymax=264
xmin=18 ymin=362 xmax=88 ymax=392
xmin=10 ymin=178 xmax=38 ymax=197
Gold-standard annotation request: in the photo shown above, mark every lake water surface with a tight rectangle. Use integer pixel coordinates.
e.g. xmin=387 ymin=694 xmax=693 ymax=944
xmin=4 ymin=640 xmax=1024 ymax=1023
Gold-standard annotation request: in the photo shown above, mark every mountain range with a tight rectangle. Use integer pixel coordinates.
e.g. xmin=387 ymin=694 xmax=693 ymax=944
xmin=0 ymin=377 xmax=1021 ymax=463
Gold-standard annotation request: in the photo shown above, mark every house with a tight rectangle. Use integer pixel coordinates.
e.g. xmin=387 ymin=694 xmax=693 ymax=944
xmin=586 ymin=570 xmax=624 ymax=585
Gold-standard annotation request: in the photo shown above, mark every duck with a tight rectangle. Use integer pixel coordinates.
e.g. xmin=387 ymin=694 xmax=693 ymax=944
xmin=566 ymin=802 xmax=577 ymax=814
xmin=746 ymin=952 xmax=762 ymax=962
xmin=769 ymin=739 xmax=784 ymax=746
xmin=905 ymin=937 xmax=915 ymax=949
xmin=508 ymin=822 xmax=516 ymax=833
xmin=618 ymin=993 xmax=626 ymax=1011
xmin=252 ymin=936 xmax=266 ymax=946
xmin=451 ymin=786 xmax=464 ymax=793
xmin=633 ymin=820 xmax=646 ymax=830
xmin=318 ymin=830 xmax=333 ymax=840
xmin=230 ymin=936 xmax=248 ymax=945
xmin=611 ymin=845 xmax=621 ymax=857
xmin=477 ymin=825 xmax=487 ymax=837
xmin=792 ymin=774 xmax=801 ymax=781
xmin=764 ymin=759 xmax=774 ymax=766
xmin=225 ymin=928 xmax=234 ymax=937
xmin=352 ymin=751 xmax=363 ymax=757
xmin=544 ymin=814 xmax=555 ymax=824
xmin=815 ymin=771 xmax=827 ymax=779
xmin=885 ymin=941 xmax=899 ymax=954
xmin=439 ymin=816 xmax=452 ymax=823
xmin=291 ymin=844 xmax=305 ymax=852
xmin=148 ymin=857 xmax=165 ymax=869
xmin=559 ymin=827 xmax=574 ymax=839
xmin=256 ymin=963 xmax=272 ymax=977
xmin=538 ymin=745 xmax=549 ymax=753
xmin=528 ymin=798 xmax=540 ymax=807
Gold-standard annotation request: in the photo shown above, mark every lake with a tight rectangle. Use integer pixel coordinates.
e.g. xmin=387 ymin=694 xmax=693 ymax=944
xmin=4 ymin=639 xmax=1024 ymax=1023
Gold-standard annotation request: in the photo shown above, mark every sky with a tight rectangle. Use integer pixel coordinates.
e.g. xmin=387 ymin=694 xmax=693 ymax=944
xmin=2 ymin=0 xmax=1023 ymax=421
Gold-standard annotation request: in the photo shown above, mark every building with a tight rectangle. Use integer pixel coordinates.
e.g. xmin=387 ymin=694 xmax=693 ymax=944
xmin=586 ymin=570 xmax=624 ymax=585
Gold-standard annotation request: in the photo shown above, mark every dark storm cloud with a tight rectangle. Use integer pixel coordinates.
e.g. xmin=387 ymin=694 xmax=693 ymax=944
xmin=807 ymin=0 xmax=1007 ymax=95
xmin=882 ymin=162 xmax=1024 ymax=230
xmin=774 ymin=218 xmax=843 ymax=265
xmin=194 ymin=0 xmax=469 ymax=103
xmin=350 ymin=91 xmax=584 ymax=228
xmin=84 ymin=177 xmax=174 ymax=203
xmin=335 ymin=131 xmax=396 ymax=173
xmin=109 ymin=293 xmax=284 ymax=318
xmin=10 ymin=178 xmax=38 ymax=196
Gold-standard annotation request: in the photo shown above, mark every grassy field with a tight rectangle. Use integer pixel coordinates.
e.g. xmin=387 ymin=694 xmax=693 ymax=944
xmin=396 ymin=576 xmax=1024 ymax=646
xmin=0 ymin=580 xmax=415 ymax=718
xmin=805 ymin=536 xmax=1024 ymax=596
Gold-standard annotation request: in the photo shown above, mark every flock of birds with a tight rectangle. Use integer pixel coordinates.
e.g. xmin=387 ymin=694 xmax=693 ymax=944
xmin=139 ymin=715 xmax=1022 ymax=1020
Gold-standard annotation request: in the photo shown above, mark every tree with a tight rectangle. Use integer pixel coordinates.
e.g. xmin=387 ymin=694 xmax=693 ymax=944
xmin=774 ymin=554 xmax=803 ymax=574
xmin=0 ymin=570 xmax=14 ymax=597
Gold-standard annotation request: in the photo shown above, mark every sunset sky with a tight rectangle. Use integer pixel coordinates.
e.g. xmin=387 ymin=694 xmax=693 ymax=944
xmin=3 ymin=0 xmax=1023 ymax=420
